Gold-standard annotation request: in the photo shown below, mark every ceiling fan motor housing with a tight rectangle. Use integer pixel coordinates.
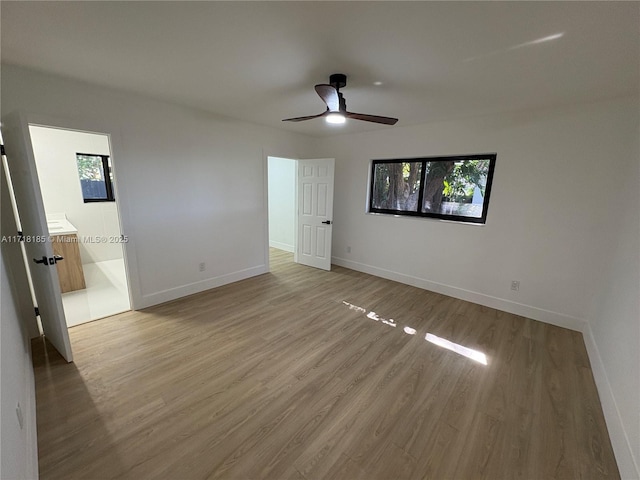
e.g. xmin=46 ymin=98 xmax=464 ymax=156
xmin=329 ymin=73 xmax=347 ymax=90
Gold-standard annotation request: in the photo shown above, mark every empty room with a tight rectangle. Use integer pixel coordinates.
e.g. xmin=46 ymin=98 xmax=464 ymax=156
xmin=1 ymin=2 xmax=638 ymax=479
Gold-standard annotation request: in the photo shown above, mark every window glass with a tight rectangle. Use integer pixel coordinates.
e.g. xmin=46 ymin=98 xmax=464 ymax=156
xmin=76 ymin=154 xmax=115 ymax=202
xmin=369 ymin=154 xmax=496 ymax=224
xmin=422 ymin=159 xmax=492 ymax=219
xmin=371 ymin=161 xmax=422 ymax=212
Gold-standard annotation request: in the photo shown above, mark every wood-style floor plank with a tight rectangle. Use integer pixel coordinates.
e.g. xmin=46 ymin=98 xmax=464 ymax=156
xmin=32 ymin=248 xmax=619 ymax=479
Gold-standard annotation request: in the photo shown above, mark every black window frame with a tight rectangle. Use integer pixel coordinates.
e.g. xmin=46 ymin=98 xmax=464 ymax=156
xmin=76 ymin=153 xmax=116 ymax=203
xmin=368 ymin=153 xmax=497 ymax=224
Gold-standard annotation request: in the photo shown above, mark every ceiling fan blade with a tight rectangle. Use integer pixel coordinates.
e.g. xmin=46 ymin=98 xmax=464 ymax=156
xmin=314 ymin=84 xmax=340 ymax=111
xmin=345 ymin=112 xmax=398 ymax=125
xmin=282 ymin=110 xmax=328 ymax=122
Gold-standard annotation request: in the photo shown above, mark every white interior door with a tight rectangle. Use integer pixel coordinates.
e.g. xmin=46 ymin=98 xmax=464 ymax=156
xmin=296 ymin=158 xmax=335 ymax=271
xmin=1 ymin=111 xmax=73 ymax=362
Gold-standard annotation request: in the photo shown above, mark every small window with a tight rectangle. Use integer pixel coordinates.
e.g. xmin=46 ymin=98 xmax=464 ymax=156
xmin=369 ymin=154 xmax=496 ymax=224
xmin=76 ymin=153 xmax=115 ymax=202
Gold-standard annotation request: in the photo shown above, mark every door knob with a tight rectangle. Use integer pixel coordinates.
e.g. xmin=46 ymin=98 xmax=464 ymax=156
xmin=322 ymin=220 xmax=332 ymax=225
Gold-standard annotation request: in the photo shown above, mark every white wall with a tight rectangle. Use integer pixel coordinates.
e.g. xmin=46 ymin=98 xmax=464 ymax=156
xmin=30 ymin=126 xmax=123 ymax=265
xmin=0 ymin=256 xmax=38 ymax=480
xmin=586 ymin=119 xmax=640 ymax=478
xmin=1 ymin=64 xmax=318 ymax=309
xmin=317 ymin=96 xmax=639 ymax=478
xmin=268 ymin=156 xmax=296 ymax=252
xmin=1 ymin=167 xmax=39 ymax=479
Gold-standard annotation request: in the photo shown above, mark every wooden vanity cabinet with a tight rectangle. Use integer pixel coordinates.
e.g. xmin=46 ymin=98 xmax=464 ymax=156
xmin=51 ymin=234 xmax=86 ymax=293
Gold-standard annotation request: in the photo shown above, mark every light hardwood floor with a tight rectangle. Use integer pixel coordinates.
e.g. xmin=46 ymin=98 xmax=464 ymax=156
xmin=32 ymin=248 xmax=619 ymax=479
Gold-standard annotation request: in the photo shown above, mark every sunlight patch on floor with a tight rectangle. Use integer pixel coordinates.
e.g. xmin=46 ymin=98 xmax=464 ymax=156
xmin=425 ymin=333 xmax=488 ymax=365
xmin=342 ymin=300 xmax=488 ymax=365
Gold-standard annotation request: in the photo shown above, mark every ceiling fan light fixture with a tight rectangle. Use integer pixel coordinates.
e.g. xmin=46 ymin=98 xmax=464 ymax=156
xmin=282 ymin=74 xmax=397 ymax=126
xmin=326 ymin=112 xmax=346 ymax=125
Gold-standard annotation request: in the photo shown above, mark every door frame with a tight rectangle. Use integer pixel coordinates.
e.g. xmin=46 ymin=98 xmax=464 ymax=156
xmin=21 ymin=112 xmax=142 ymax=310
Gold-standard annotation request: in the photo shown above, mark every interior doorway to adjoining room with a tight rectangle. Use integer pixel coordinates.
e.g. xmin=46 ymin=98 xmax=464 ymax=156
xmin=266 ymin=155 xmax=335 ymax=272
xmin=29 ymin=125 xmax=131 ymax=327
xmin=267 ymin=156 xmax=297 ymax=261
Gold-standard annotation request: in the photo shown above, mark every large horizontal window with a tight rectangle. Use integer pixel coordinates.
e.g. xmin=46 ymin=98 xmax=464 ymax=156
xmin=369 ymin=154 xmax=496 ymax=224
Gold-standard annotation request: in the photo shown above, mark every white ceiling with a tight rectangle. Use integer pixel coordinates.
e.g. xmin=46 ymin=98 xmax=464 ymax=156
xmin=1 ymin=1 xmax=638 ymax=137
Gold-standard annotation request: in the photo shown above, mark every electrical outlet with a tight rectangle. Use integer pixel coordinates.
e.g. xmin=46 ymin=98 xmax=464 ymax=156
xmin=511 ymin=280 xmax=520 ymax=291
xmin=346 ymin=246 xmax=352 ymax=253
xmin=199 ymin=262 xmax=206 ymax=272
xmin=16 ymin=403 xmax=24 ymax=429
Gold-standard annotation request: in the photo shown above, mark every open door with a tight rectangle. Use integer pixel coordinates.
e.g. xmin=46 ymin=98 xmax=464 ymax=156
xmin=1 ymin=111 xmax=73 ymax=362
xmin=296 ymin=158 xmax=335 ymax=271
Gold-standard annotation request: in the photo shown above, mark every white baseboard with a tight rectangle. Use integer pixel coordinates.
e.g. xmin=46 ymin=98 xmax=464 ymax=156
xmin=331 ymin=256 xmax=586 ymax=332
xmin=269 ymin=241 xmax=294 ymax=253
xmin=139 ymin=265 xmax=268 ymax=308
xmin=582 ymin=325 xmax=640 ymax=479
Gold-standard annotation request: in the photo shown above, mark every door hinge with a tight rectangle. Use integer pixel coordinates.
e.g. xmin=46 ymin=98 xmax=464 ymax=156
xmin=17 ymin=231 xmax=24 ymax=242
xmin=0 ymin=144 xmax=5 ymax=156
xmin=34 ymin=307 xmax=40 ymax=317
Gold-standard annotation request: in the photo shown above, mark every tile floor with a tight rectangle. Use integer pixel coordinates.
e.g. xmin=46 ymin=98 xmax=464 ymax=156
xmin=62 ymin=258 xmax=130 ymax=328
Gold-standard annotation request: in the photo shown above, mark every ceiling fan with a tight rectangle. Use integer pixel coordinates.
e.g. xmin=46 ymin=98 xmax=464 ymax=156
xmin=282 ymin=73 xmax=398 ymax=126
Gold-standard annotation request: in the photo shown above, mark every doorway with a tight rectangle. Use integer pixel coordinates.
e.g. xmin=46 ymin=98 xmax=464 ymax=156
xmin=29 ymin=125 xmax=131 ymax=327
xmin=266 ymin=155 xmax=335 ymax=271
xmin=267 ymin=156 xmax=296 ymax=260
